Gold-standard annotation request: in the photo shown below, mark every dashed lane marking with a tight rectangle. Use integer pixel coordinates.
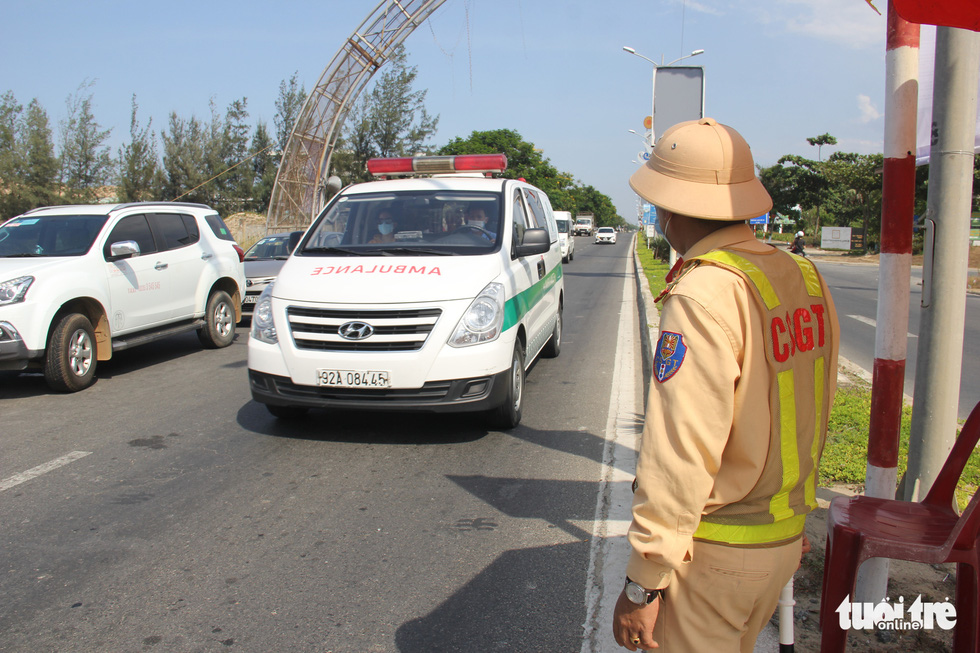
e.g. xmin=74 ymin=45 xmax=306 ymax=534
xmin=848 ymin=314 xmax=917 ymax=339
xmin=0 ymin=451 xmax=92 ymax=493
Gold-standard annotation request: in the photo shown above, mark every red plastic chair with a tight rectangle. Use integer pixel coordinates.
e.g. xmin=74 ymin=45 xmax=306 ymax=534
xmin=819 ymin=398 xmax=980 ymax=652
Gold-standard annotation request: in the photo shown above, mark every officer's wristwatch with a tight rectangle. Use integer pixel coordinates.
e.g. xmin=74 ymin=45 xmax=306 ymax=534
xmin=624 ymin=577 xmax=664 ymax=604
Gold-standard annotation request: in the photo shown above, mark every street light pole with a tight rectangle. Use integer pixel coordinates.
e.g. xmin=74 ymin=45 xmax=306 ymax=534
xmin=623 ymin=45 xmax=704 ymax=265
xmin=622 ymin=46 xmax=704 ymax=143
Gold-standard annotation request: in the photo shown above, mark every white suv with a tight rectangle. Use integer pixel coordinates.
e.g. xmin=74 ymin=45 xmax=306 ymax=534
xmin=0 ymin=202 xmax=246 ymax=392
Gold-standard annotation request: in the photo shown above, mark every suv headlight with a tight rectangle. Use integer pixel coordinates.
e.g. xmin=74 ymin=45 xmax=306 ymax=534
xmin=250 ymin=283 xmax=278 ymax=344
xmin=0 ymin=276 xmax=34 ymax=306
xmin=449 ymin=282 xmax=505 ymax=347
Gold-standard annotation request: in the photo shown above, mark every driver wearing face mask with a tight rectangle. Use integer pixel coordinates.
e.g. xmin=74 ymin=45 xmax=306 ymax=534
xmin=368 ymin=210 xmax=397 ymax=244
xmin=463 ymin=206 xmax=497 ymax=240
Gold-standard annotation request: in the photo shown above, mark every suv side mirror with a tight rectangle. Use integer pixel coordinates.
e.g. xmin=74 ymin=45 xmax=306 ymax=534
xmin=515 ymin=227 xmax=550 ymax=257
xmin=107 ymin=240 xmax=141 ymax=261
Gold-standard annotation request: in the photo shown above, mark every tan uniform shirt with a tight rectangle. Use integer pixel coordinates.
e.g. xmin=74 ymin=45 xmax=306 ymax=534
xmin=626 ymin=223 xmax=839 ymax=590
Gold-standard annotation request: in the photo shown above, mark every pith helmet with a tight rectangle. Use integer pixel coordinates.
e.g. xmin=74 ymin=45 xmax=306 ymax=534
xmin=629 ymin=117 xmax=773 ymax=221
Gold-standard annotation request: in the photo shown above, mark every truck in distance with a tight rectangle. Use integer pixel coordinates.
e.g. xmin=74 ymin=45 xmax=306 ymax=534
xmin=573 ymin=214 xmax=594 ymax=237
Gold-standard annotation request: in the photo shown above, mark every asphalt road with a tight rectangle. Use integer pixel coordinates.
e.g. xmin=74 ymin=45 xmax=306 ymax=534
xmin=814 ymin=259 xmax=980 ymax=419
xmin=0 ymin=235 xmax=641 ymax=653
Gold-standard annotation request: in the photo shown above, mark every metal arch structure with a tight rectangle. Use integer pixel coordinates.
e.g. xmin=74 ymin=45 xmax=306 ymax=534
xmin=266 ymin=0 xmax=448 ymax=232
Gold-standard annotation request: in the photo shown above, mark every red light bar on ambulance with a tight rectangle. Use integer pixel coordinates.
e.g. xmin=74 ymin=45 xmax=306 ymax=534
xmin=367 ymin=154 xmax=508 ymax=177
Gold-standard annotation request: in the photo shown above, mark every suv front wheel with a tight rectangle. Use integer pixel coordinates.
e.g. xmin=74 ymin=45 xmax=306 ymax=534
xmin=198 ymin=290 xmax=236 ymax=348
xmin=45 ymin=313 xmax=97 ymax=392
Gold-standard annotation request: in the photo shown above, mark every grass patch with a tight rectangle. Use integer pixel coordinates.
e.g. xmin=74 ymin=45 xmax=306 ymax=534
xmin=635 ymin=236 xmax=670 ymax=309
xmin=821 ymin=385 xmax=911 ymax=484
xmin=822 ymin=384 xmax=978 ymax=511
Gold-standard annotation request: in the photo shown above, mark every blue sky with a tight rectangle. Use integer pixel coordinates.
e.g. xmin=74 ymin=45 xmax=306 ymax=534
xmin=0 ymin=0 xmax=888 ymax=222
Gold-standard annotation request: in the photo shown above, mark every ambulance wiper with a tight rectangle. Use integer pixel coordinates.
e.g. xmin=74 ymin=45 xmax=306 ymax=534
xmin=302 ymin=246 xmax=375 ymax=256
xmin=378 ymin=247 xmax=456 ymax=256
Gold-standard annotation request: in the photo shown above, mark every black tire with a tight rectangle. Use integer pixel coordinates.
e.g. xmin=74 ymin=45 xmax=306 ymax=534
xmin=487 ymin=341 xmax=525 ymax=430
xmin=198 ymin=290 xmax=236 ymax=349
xmin=44 ymin=313 xmax=97 ymax=392
xmin=267 ymin=404 xmax=309 ymax=419
xmin=541 ymin=304 xmax=562 ymax=358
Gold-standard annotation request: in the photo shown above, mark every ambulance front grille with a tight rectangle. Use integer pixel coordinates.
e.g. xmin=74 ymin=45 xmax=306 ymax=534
xmin=286 ymin=306 xmax=442 ymax=352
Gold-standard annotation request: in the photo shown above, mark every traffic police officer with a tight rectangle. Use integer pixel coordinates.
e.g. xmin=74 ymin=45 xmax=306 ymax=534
xmin=613 ymin=118 xmax=840 ymax=652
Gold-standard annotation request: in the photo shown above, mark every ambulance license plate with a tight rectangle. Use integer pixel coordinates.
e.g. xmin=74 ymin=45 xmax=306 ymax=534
xmin=317 ymin=369 xmax=390 ymax=388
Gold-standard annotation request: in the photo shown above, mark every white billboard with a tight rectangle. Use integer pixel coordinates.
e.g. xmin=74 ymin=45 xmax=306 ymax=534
xmin=821 ymin=226 xmax=852 ymax=250
xmin=653 ymin=66 xmax=705 ymax=141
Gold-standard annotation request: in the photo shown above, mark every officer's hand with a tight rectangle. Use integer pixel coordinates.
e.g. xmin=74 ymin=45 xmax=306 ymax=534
xmin=613 ymin=589 xmax=661 ymax=650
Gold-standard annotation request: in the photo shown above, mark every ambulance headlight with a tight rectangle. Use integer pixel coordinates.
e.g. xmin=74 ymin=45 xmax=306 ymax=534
xmin=449 ymin=282 xmax=505 ymax=347
xmin=250 ymin=283 xmax=278 ymax=344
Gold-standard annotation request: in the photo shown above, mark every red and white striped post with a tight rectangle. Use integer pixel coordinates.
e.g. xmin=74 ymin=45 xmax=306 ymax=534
xmin=855 ymin=1 xmax=919 ymax=602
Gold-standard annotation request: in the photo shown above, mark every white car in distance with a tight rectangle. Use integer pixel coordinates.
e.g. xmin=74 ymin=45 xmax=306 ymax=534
xmin=594 ymin=226 xmax=617 ymax=244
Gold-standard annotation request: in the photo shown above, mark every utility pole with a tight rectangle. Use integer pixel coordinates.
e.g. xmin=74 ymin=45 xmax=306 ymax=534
xmin=905 ymin=25 xmax=980 ymax=500
xmin=856 ymin=2 xmax=918 ymax=603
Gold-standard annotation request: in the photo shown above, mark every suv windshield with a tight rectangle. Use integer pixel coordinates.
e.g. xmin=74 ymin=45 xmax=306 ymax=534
xmin=300 ymin=191 xmax=502 ymax=256
xmin=0 ymin=214 xmax=109 ymax=257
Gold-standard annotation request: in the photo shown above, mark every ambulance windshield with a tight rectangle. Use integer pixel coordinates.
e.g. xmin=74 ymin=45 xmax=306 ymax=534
xmin=300 ymin=191 xmax=502 ymax=256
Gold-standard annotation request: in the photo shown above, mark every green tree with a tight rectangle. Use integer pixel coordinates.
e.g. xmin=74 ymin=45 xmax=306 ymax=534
xmin=249 ymin=121 xmax=277 ymax=213
xmin=18 ymin=99 xmax=59 ymax=209
xmin=758 ymin=155 xmax=825 ymax=233
xmin=59 ymin=81 xmax=113 ymax=203
xmin=0 ymin=92 xmax=21 ymax=183
xmin=822 ymin=152 xmax=883 ymax=250
xmin=0 ymin=92 xmax=25 ymax=218
xmin=219 ymin=97 xmax=251 ymax=213
xmin=116 ymin=95 xmax=159 ymax=202
xmin=439 ymin=128 xmax=621 ymax=227
xmin=334 ymin=45 xmax=439 ymax=183
xmin=0 ymin=93 xmax=59 ymax=218
xmin=806 ymin=133 xmax=837 ymax=233
xmin=160 ymin=111 xmax=207 ymax=203
xmin=274 ymin=72 xmax=307 ymax=152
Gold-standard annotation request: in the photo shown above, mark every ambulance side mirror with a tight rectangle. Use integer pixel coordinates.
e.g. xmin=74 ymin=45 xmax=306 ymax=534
xmin=515 ymin=228 xmax=550 ymax=257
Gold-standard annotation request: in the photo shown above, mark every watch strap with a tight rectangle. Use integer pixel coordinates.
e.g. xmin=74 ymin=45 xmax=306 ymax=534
xmin=625 ymin=577 xmax=664 ymax=603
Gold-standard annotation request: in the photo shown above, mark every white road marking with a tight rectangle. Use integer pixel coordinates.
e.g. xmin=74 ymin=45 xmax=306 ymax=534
xmin=848 ymin=314 xmax=917 ymax=339
xmin=0 ymin=451 xmax=92 ymax=492
xmin=582 ymin=247 xmax=642 ymax=653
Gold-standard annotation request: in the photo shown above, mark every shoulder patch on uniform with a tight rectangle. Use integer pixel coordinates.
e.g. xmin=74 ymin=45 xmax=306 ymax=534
xmin=654 ymin=331 xmax=687 ymax=383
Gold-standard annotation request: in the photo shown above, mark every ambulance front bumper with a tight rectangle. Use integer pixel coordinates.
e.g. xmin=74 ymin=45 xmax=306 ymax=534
xmin=248 ymin=367 xmax=511 ymax=414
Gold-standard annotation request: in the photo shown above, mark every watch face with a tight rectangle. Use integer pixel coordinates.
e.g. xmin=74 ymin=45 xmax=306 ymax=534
xmin=626 ymin=582 xmax=647 ymax=604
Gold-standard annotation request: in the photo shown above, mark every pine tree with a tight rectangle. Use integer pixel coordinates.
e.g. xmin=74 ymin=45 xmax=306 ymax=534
xmin=220 ymin=97 xmax=251 ymax=213
xmin=117 ymin=95 xmax=159 ymax=202
xmin=20 ymin=99 xmax=59 ymax=208
xmin=0 ymin=93 xmax=59 ymax=218
xmin=0 ymin=92 xmax=24 ymax=218
xmin=59 ymin=82 xmax=113 ymax=204
xmin=161 ymin=111 xmax=206 ymax=203
xmin=249 ymin=121 xmax=277 ymax=213
xmin=335 ymin=46 xmax=439 ymax=184
xmin=274 ymin=72 xmax=306 ymax=152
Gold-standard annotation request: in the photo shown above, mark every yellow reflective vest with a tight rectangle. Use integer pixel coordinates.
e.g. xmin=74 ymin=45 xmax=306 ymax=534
xmin=688 ymin=248 xmax=835 ymax=545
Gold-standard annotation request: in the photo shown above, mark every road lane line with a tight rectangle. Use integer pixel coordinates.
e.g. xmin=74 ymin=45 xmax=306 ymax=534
xmin=848 ymin=314 xmax=917 ymax=338
xmin=582 ymin=244 xmax=642 ymax=653
xmin=0 ymin=451 xmax=92 ymax=492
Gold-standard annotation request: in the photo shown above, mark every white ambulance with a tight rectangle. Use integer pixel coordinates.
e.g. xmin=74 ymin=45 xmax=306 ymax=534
xmin=247 ymin=154 xmax=564 ymax=429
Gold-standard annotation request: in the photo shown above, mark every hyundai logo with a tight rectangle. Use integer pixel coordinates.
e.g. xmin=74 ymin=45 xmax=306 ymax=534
xmin=338 ymin=321 xmax=374 ymax=340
